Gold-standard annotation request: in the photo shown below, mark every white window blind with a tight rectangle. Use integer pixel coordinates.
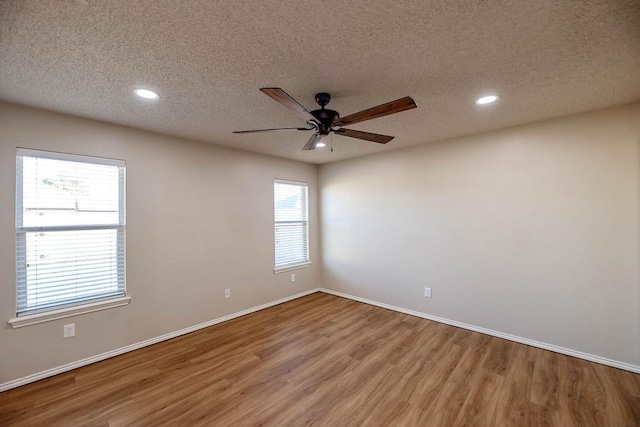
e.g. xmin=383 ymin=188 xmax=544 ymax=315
xmin=16 ymin=149 xmax=126 ymax=316
xmin=274 ymin=180 xmax=309 ymax=269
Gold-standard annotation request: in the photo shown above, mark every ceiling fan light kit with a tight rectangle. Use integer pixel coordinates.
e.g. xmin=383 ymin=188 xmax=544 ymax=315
xmin=234 ymin=88 xmax=417 ymax=151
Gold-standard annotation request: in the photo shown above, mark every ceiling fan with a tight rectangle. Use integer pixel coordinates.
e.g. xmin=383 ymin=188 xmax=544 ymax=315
xmin=233 ymin=88 xmax=417 ymax=151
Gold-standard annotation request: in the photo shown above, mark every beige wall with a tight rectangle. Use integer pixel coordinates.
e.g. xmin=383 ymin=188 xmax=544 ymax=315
xmin=0 ymin=102 xmax=320 ymax=384
xmin=320 ymin=103 xmax=640 ymax=367
xmin=2 ymin=101 xmax=639 ymax=386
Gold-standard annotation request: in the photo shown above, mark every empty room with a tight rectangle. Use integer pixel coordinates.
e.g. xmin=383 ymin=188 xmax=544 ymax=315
xmin=1 ymin=0 xmax=639 ymax=425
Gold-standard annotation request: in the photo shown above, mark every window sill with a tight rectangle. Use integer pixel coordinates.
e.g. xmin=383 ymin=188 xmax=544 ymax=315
xmin=273 ymin=262 xmax=312 ymax=274
xmin=8 ymin=296 xmax=131 ymax=328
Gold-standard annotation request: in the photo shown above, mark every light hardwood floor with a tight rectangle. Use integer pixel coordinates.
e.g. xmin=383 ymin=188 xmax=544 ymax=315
xmin=1 ymin=292 xmax=639 ymax=426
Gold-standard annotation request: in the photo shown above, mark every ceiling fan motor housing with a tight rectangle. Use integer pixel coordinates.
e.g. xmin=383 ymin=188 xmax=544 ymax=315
xmin=310 ymin=109 xmax=339 ymax=135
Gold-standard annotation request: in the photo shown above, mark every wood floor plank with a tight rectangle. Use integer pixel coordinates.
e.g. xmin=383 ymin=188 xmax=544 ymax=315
xmin=1 ymin=292 xmax=639 ymax=426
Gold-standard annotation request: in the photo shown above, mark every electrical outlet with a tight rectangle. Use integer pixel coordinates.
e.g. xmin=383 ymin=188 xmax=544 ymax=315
xmin=63 ymin=323 xmax=75 ymax=338
xmin=424 ymin=287 xmax=432 ymax=298
xmin=225 ymin=288 xmax=231 ymax=299
xmin=291 ymin=273 xmax=296 ymax=282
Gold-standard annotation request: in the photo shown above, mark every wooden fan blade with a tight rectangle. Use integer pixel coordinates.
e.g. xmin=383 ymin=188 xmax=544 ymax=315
xmin=334 ymin=128 xmax=394 ymax=144
xmin=233 ymin=127 xmax=312 ymax=134
xmin=302 ymin=134 xmax=323 ymax=151
xmin=260 ymin=88 xmax=317 ymax=122
xmin=333 ymin=96 xmax=417 ymax=127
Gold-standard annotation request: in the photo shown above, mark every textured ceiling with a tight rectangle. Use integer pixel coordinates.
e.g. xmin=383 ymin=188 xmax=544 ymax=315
xmin=1 ymin=0 xmax=639 ymax=164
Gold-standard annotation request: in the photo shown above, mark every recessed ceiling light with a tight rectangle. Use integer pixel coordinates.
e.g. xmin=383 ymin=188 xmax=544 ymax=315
xmin=475 ymin=95 xmax=499 ymax=105
xmin=315 ymin=141 xmax=327 ymax=148
xmin=134 ymin=88 xmax=159 ymax=100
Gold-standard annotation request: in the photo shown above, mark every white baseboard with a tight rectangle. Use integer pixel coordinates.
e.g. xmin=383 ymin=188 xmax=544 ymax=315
xmin=0 ymin=288 xmax=321 ymax=392
xmin=319 ymin=288 xmax=640 ymax=374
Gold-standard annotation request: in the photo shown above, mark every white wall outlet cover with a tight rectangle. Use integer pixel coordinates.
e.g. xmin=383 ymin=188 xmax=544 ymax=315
xmin=63 ymin=323 xmax=75 ymax=338
xmin=291 ymin=274 xmax=296 ymax=282
xmin=225 ymin=288 xmax=231 ymax=299
xmin=424 ymin=287 xmax=432 ymax=298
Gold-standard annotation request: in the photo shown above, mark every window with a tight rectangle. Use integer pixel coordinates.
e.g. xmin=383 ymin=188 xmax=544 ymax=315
xmin=274 ymin=179 xmax=309 ymax=271
xmin=15 ymin=149 xmax=126 ymax=317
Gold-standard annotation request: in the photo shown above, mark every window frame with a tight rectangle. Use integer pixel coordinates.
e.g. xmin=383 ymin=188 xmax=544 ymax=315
xmin=9 ymin=149 xmax=129 ymax=327
xmin=273 ymin=179 xmax=310 ymax=273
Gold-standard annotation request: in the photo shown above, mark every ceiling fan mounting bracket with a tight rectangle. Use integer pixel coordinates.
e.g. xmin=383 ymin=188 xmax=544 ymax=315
xmin=315 ymin=92 xmax=331 ymax=107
